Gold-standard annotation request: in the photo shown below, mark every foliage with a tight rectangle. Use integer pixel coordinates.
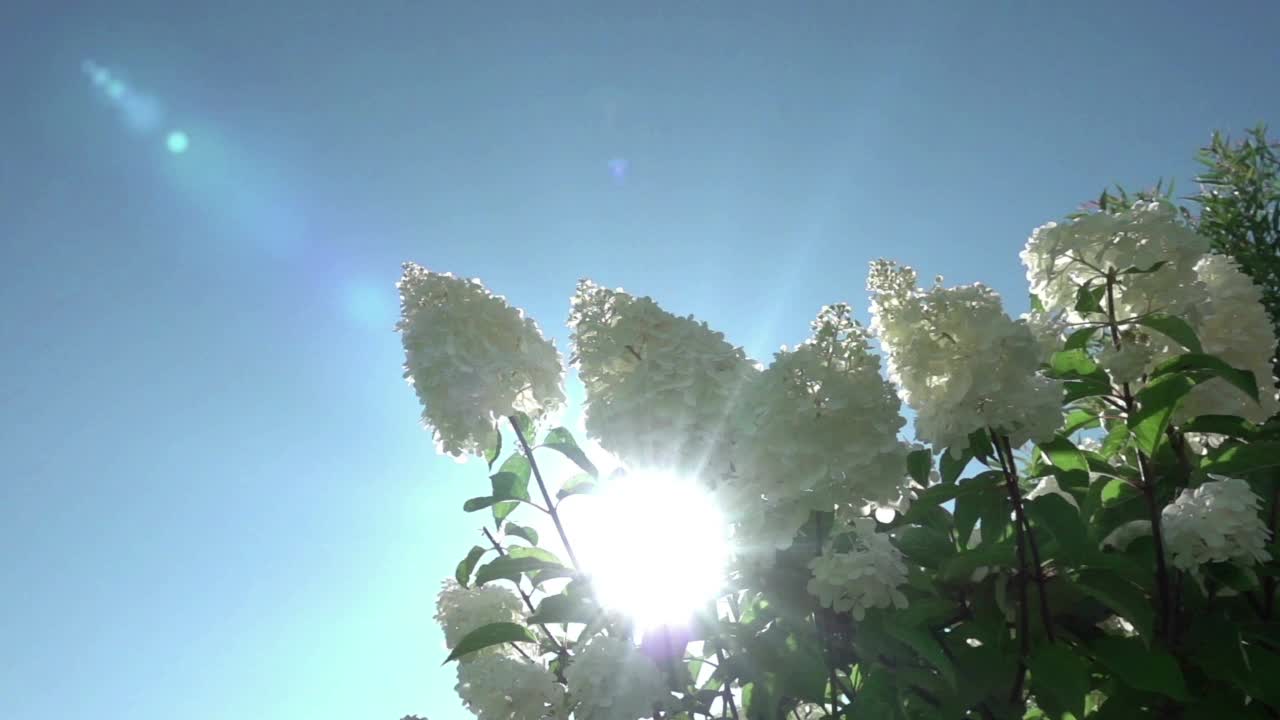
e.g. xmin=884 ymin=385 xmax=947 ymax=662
xmin=397 ymin=177 xmax=1280 ymax=719
xmin=1191 ymin=125 xmax=1280 ymax=379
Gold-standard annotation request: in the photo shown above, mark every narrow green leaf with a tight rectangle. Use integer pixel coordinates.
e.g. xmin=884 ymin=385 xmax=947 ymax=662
xmin=1063 ymin=408 xmax=1100 ymax=434
xmin=1090 ymin=636 xmax=1189 ymax=700
xmin=504 ymin=523 xmax=538 ymax=546
xmin=507 ymin=546 xmax=563 ymax=564
xmin=1038 ymin=436 xmax=1088 ymax=472
xmin=455 ymin=545 xmax=488 ymax=587
xmin=1128 ymin=374 xmax=1196 ymax=455
xmin=443 ymin=621 xmax=537 ymax=664
xmin=463 ymin=496 xmax=499 ymax=512
xmin=473 ymin=554 xmax=564 ymax=585
xmin=1135 ymin=314 xmax=1203 ymax=353
xmin=940 ymin=447 xmax=972 ymax=485
xmin=527 ymin=593 xmax=596 ymax=625
xmin=1028 ymin=494 xmax=1089 ymax=562
xmin=484 ymin=428 xmax=503 ymax=470
xmin=1151 ymin=352 xmax=1259 ymax=402
xmin=907 ymin=449 xmax=932 ymax=485
xmin=1029 ymin=644 xmax=1089 ymax=719
xmin=1179 ymin=415 xmax=1259 ymax=440
xmin=1065 ymin=326 xmax=1100 ymax=351
xmin=893 ymin=525 xmax=956 ymax=569
xmin=540 ymin=427 xmax=599 ymax=478
xmin=1075 ymin=283 xmax=1106 ymax=314
xmin=1100 ymin=422 xmax=1130 ymax=458
xmin=1201 ymin=442 xmax=1280 ymax=475
xmin=492 ymin=500 xmax=519 ymax=529
xmin=556 ymin=472 xmax=597 ymax=500
xmin=884 ymin=620 xmax=957 ymax=689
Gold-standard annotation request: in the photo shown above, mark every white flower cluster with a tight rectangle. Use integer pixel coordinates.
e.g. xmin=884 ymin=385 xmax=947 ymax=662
xmin=1021 ymin=200 xmax=1209 ymax=321
xmin=434 ymin=580 xmax=525 ymax=659
xmin=1161 ymin=477 xmax=1272 ymax=574
xmin=806 ymin=517 xmax=910 ymax=621
xmin=568 ymin=279 xmax=757 ymax=481
xmin=725 ymin=304 xmax=909 ymax=552
xmin=397 ymin=264 xmax=565 ymax=458
xmin=565 ymin=635 xmax=668 ymax=720
xmin=1178 ymin=255 xmax=1280 ymax=422
xmin=867 ymin=260 xmax=1062 ymax=453
xmin=455 ymin=654 xmax=566 ymax=720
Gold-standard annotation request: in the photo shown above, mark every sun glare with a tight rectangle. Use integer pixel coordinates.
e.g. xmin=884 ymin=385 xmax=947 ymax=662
xmin=574 ymin=471 xmax=729 ymax=631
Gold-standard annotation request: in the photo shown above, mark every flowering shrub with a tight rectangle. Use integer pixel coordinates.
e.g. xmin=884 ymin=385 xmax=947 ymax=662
xmin=397 ymin=191 xmax=1280 ymax=719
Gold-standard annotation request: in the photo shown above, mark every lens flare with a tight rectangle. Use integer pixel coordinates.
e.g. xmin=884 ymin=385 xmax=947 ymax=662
xmin=572 ymin=471 xmax=729 ymax=631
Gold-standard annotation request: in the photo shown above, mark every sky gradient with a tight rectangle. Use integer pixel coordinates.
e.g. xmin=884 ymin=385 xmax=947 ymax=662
xmin=3 ymin=2 xmax=1280 ymax=718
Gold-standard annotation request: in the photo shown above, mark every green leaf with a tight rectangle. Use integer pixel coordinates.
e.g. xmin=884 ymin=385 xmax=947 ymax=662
xmin=1201 ymin=442 xmax=1280 ymax=475
xmin=1090 ymin=636 xmax=1189 ymax=700
xmin=1151 ymin=352 xmax=1259 ymax=402
xmin=1100 ymin=478 xmax=1139 ymax=507
xmin=443 ymin=621 xmax=537 ymax=664
xmin=1120 ymin=260 xmax=1168 ymax=275
xmin=1075 ymin=283 xmax=1106 ymax=314
xmin=1038 ymin=436 xmax=1089 ymax=472
xmin=484 ymin=428 xmax=502 ymax=469
xmin=940 ymin=447 xmax=972 ymax=484
xmin=504 ymin=523 xmax=538 ymax=546
xmin=1027 ymin=494 xmax=1089 ymax=562
xmin=1079 ymin=569 xmax=1152 ymax=636
xmin=1128 ymin=373 xmax=1196 ymax=455
xmin=491 ymin=454 xmax=532 ymax=502
xmin=907 ymin=448 xmax=933 ymax=485
xmin=473 ymin=553 xmax=564 ymax=585
xmin=556 ymin=472 xmax=597 ymax=500
xmin=540 ymin=426 xmax=599 ymax=478
xmin=1028 ymin=643 xmax=1089 ymax=719
xmin=527 ymin=593 xmax=596 ymax=625
xmin=507 ymin=546 xmax=563 ymax=564
xmin=1065 ymin=326 xmax=1099 ymax=351
xmin=893 ymin=525 xmax=956 ymax=568
xmin=492 ymin=500 xmax=519 ymax=528
xmin=455 ymin=545 xmax=488 ymax=587
xmin=463 ymin=496 xmax=500 ymax=513
xmin=1100 ymin=422 xmax=1130 ymax=458
xmin=1135 ymin=314 xmax=1203 ymax=353
xmin=883 ymin=619 xmax=957 ymax=689
xmin=1063 ymin=408 xmax=1100 ymax=434
xmin=954 ymin=471 xmax=1002 ymax=544
xmin=1179 ymin=415 xmax=1259 ymax=440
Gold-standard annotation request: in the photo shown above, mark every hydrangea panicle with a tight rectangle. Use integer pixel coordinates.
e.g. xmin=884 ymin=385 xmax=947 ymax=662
xmin=867 ymin=260 xmax=1061 ymax=453
xmin=565 ymin=634 xmax=669 ymax=720
xmin=806 ymin=517 xmax=909 ymax=620
xmin=1161 ymin=476 xmax=1271 ymax=575
xmin=397 ymin=264 xmax=565 ymax=459
xmin=568 ymin=279 xmax=757 ymax=482
xmin=455 ymin=654 xmax=566 ymax=720
xmin=434 ymin=580 xmax=525 ymax=661
xmin=725 ymin=304 xmax=910 ymax=553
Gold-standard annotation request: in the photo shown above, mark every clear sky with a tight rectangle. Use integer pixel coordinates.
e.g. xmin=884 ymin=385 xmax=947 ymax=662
xmin=2 ymin=2 xmax=1278 ymax=718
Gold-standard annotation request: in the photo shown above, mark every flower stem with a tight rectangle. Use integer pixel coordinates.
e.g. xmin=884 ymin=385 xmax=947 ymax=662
xmin=997 ymin=434 xmax=1055 ymax=644
xmin=1104 ymin=271 xmax=1174 ymax=641
xmin=989 ymin=429 xmax=1031 ymax=703
xmin=508 ymin=415 xmax=582 ymax=570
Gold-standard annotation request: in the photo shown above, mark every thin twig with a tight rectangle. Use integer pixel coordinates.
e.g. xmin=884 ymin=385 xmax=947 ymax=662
xmin=509 ymin=416 xmax=582 ymax=570
xmin=990 ymin=429 xmax=1031 ymax=703
xmin=998 ymin=434 xmax=1055 ymax=643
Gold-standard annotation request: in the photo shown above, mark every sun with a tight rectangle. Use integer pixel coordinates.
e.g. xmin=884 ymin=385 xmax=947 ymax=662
xmin=571 ymin=471 xmax=730 ymax=631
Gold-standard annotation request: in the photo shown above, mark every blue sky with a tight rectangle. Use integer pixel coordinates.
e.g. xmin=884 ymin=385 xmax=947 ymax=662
xmin=2 ymin=2 xmax=1278 ymax=718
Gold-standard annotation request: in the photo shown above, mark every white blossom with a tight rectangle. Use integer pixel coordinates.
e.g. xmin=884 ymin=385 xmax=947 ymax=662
xmin=807 ymin=517 xmax=909 ymax=621
xmin=724 ymin=304 xmax=909 ymax=553
xmin=1096 ymin=342 xmax=1154 ymax=385
xmin=1161 ymin=477 xmax=1271 ymax=574
xmin=1178 ymin=255 xmax=1280 ymax=422
xmin=565 ymin=635 xmax=668 ymax=720
xmin=456 ymin=654 xmax=566 ymax=720
xmin=1020 ymin=200 xmax=1209 ymax=322
xmin=1023 ymin=308 xmax=1068 ymax=362
xmin=568 ymin=280 xmax=757 ymax=482
xmin=398 ymin=264 xmax=565 ymax=458
xmin=867 ymin=260 xmax=1062 ymax=454
xmin=434 ymin=580 xmax=525 ymax=660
